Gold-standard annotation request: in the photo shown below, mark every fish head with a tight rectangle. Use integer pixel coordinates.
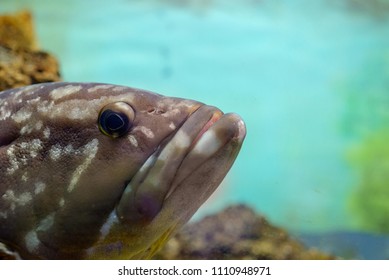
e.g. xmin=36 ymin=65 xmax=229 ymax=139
xmin=0 ymin=82 xmax=246 ymax=259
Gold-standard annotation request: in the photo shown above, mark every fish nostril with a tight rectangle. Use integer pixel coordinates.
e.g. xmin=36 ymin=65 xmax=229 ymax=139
xmin=147 ymin=107 xmax=166 ymax=115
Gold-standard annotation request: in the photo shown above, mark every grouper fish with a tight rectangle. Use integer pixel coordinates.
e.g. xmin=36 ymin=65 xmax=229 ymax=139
xmin=0 ymin=82 xmax=246 ymax=259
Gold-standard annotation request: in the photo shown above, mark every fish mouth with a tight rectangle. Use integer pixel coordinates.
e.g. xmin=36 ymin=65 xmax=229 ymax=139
xmin=116 ymin=105 xmax=246 ymax=225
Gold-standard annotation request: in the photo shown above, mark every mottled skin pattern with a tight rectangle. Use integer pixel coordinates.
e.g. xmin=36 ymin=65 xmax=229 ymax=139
xmin=0 ymin=82 xmax=246 ymax=259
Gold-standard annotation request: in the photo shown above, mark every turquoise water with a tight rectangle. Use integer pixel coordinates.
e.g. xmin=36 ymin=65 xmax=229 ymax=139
xmin=2 ymin=0 xmax=389 ymax=234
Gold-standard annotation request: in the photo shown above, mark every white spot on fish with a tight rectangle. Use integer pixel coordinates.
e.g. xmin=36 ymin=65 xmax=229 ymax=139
xmin=128 ymin=135 xmax=138 ymax=147
xmin=43 ymin=127 xmax=50 ymax=139
xmin=6 ymin=146 xmax=18 ymax=174
xmin=30 ymin=150 xmax=38 ymax=158
xmin=20 ymin=122 xmax=41 ymax=135
xmin=59 ymin=198 xmax=65 ymax=207
xmin=98 ymin=210 xmax=119 ymax=240
xmin=12 ymin=89 xmax=25 ymax=100
xmin=18 ymin=192 xmax=32 ymax=206
xmin=64 ymin=144 xmax=75 ymax=154
xmin=35 ymin=120 xmax=43 ymax=131
xmin=174 ymin=130 xmax=191 ymax=149
xmin=2 ymin=190 xmax=32 ymax=211
xmin=148 ymin=130 xmax=190 ymax=162
xmin=6 ymin=139 xmax=43 ymax=174
xmin=21 ymin=173 xmax=28 ymax=182
xmin=50 ymin=85 xmax=82 ymax=100
xmin=24 ymin=213 xmax=55 ymax=253
xmin=25 ymin=231 xmax=40 ymax=253
xmin=0 ymin=102 xmax=11 ymax=120
xmin=45 ymin=99 xmax=102 ymax=120
xmin=112 ymin=86 xmax=127 ymax=92
xmin=49 ymin=142 xmax=93 ymax=162
xmin=38 ymin=213 xmax=55 ymax=232
xmin=191 ymin=130 xmax=222 ymax=155
xmin=37 ymin=100 xmax=54 ymax=114
xmin=11 ymin=107 xmax=32 ymax=123
xmin=67 ymin=139 xmax=99 ymax=192
xmin=27 ymin=96 xmax=41 ymax=104
xmin=162 ymin=108 xmax=181 ymax=118
xmin=169 ymin=122 xmax=176 ymax=130
xmin=34 ymin=182 xmax=46 ymax=195
xmin=20 ymin=124 xmax=33 ymax=135
xmin=14 ymin=84 xmax=41 ymax=98
xmin=69 ymin=106 xmax=89 ymax=119
xmin=135 ymin=126 xmax=155 ymax=139
xmin=28 ymin=140 xmax=42 ymax=158
xmin=49 ymin=144 xmax=63 ymax=161
xmin=87 ymin=84 xmax=113 ymax=92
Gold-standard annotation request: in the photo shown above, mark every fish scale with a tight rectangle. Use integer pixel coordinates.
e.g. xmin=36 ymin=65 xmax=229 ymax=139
xmin=0 ymin=82 xmax=246 ymax=259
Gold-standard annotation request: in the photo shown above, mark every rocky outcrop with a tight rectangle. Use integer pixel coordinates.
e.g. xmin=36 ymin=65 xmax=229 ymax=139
xmin=0 ymin=10 xmax=61 ymax=91
xmin=155 ymin=205 xmax=333 ymax=260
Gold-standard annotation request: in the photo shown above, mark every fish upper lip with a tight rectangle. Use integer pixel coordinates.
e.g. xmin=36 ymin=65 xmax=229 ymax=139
xmin=188 ymin=110 xmax=223 ymax=150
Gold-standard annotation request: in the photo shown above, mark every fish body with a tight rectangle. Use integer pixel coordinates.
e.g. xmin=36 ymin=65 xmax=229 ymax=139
xmin=0 ymin=82 xmax=246 ymax=259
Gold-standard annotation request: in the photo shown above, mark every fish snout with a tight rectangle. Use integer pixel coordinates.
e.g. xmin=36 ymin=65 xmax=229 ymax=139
xmin=116 ymin=105 xmax=246 ymax=226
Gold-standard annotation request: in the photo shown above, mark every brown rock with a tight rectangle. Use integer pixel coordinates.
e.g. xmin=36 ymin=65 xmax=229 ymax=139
xmin=0 ymin=10 xmax=37 ymax=50
xmin=0 ymin=11 xmax=61 ymax=91
xmin=155 ymin=205 xmax=334 ymax=260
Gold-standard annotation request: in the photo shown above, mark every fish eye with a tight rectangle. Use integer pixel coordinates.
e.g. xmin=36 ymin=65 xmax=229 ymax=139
xmin=98 ymin=102 xmax=135 ymax=138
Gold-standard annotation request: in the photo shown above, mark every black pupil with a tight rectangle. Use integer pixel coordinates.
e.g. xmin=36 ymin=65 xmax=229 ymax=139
xmin=106 ymin=112 xmax=125 ymax=131
xmin=100 ymin=109 xmax=131 ymax=137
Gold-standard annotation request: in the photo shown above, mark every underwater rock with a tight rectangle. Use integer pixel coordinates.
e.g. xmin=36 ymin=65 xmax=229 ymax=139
xmin=0 ymin=10 xmax=37 ymax=50
xmin=0 ymin=46 xmax=61 ymax=91
xmin=0 ymin=10 xmax=60 ymax=91
xmin=344 ymin=0 xmax=389 ymax=17
xmin=155 ymin=205 xmax=334 ymax=260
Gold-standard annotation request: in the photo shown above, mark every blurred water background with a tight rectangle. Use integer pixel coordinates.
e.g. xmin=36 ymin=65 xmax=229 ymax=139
xmin=2 ymin=0 xmax=389 ymax=259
